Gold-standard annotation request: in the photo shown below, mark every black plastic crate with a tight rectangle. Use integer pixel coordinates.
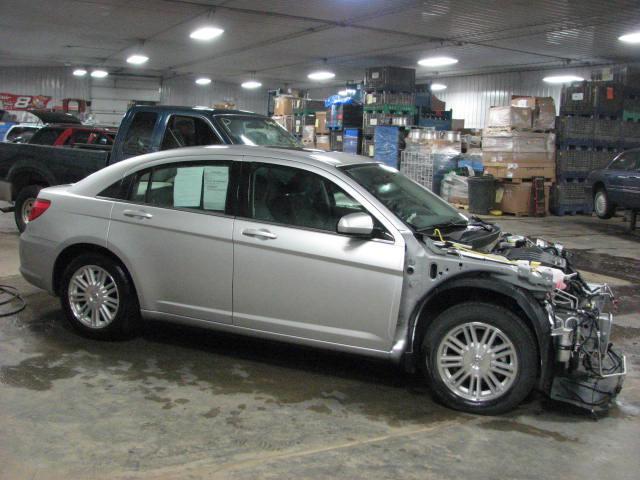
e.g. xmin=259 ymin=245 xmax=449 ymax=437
xmin=330 ymin=130 xmax=344 ymax=151
xmin=591 ymin=147 xmax=619 ymax=170
xmin=556 ymin=149 xmax=592 ymax=179
xmin=327 ymin=104 xmax=363 ymax=129
xmin=622 ymin=120 xmax=640 ymax=140
xmin=550 ymin=180 xmax=592 ymax=216
xmin=593 ymin=116 xmax=622 ymax=144
xmin=593 ymin=82 xmax=623 ymax=116
xmin=362 ymin=137 xmax=375 ymax=157
xmin=365 ymin=66 xmax=415 ymax=93
xmin=560 ymin=82 xmax=594 ymax=115
xmin=557 ymin=115 xmax=594 ymax=142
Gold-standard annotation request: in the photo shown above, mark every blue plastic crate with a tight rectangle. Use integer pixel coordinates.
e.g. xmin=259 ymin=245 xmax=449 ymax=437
xmin=374 ymin=126 xmax=402 ymax=168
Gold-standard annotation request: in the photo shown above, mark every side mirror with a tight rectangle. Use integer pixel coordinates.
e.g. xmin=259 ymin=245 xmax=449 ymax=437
xmin=337 ymin=212 xmax=374 ymax=237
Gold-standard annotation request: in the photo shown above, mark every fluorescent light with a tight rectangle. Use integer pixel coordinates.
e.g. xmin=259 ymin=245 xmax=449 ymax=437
xmin=418 ymin=56 xmax=458 ymax=67
xmin=308 ymin=70 xmax=335 ymax=80
xmin=73 ymin=69 xmax=87 ymax=77
xmin=619 ymin=31 xmax=640 ymax=44
xmin=127 ymin=54 xmax=149 ymax=65
xmin=190 ymin=26 xmax=224 ymax=41
xmin=543 ymin=75 xmax=584 ymax=84
xmin=430 ymin=83 xmax=447 ymax=91
xmin=91 ymin=70 xmax=109 ymax=78
xmin=241 ymin=80 xmax=262 ymax=89
xmin=195 ymin=77 xmax=211 ymax=85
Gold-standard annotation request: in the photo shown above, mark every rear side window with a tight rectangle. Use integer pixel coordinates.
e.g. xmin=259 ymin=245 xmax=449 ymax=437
xmin=127 ymin=162 xmax=232 ymax=213
xmin=161 ymin=115 xmax=221 ymax=150
xmin=29 ymin=127 xmax=63 ymax=145
xmin=122 ymin=112 xmax=158 ymax=155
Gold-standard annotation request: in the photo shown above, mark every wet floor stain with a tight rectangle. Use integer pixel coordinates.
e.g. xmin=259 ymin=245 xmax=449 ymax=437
xmin=570 ymin=250 xmax=640 ymax=284
xmin=478 ymin=419 xmax=579 ymax=443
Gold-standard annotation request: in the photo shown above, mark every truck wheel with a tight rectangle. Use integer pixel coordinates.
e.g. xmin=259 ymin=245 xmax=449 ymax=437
xmin=60 ymin=252 xmax=140 ymax=340
xmin=594 ymin=188 xmax=614 ymax=219
xmin=14 ymin=185 xmax=44 ymax=233
xmin=421 ymin=302 xmax=537 ymax=415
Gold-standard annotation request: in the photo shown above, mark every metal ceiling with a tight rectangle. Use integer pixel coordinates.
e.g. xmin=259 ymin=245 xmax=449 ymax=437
xmin=1 ymin=0 xmax=639 ymax=88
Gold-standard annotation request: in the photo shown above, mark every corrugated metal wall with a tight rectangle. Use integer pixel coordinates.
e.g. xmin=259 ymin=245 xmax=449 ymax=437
xmin=434 ymin=66 xmax=595 ymax=128
xmin=161 ymin=77 xmax=269 ymax=115
xmin=91 ymin=75 xmax=161 ymax=126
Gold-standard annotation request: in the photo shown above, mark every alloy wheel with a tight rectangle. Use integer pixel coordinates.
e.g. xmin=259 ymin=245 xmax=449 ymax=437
xmin=68 ymin=265 xmax=120 ymax=329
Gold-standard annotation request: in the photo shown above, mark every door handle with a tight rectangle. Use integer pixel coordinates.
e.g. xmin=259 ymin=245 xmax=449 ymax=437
xmin=242 ymin=228 xmax=277 ymax=240
xmin=123 ymin=209 xmax=153 ymax=219
xmin=617 ymin=176 xmax=629 ymax=179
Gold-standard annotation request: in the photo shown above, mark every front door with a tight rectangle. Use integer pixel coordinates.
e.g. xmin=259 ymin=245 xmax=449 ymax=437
xmin=622 ymin=150 xmax=640 ymax=209
xmin=107 ymin=158 xmax=236 ymax=324
xmin=232 ymin=160 xmax=405 ymax=352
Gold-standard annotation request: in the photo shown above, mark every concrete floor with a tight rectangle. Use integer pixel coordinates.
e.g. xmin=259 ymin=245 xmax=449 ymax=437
xmin=0 ymin=206 xmax=639 ymax=480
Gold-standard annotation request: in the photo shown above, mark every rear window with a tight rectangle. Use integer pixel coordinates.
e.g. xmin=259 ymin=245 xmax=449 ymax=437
xmin=29 ymin=127 xmax=64 ymax=145
xmin=218 ymin=115 xmax=301 ymax=148
xmin=122 ymin=112 xmax=158 ymax=155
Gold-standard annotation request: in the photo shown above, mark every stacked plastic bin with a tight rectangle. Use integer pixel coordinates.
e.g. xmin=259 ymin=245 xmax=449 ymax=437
xmin=362 ymin=67 xmax=416 ymax=162
xmin=555 ymin=81 xmax=627 ymax=215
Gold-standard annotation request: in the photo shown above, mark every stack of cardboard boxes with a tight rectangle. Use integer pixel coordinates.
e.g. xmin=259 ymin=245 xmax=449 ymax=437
xmin=315 ymin=111 xmax=330 ymax=151
xmin=482 ymin=97 xmax=556 ymax=215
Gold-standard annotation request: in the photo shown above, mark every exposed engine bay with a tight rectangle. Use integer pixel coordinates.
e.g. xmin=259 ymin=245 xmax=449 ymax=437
xmin=425 ymin=217 xmax=627 ymax=412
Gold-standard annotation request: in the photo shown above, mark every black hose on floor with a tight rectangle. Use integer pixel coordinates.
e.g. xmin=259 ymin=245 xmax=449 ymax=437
xmin=0 ymin=285 xmax=26 ymax=317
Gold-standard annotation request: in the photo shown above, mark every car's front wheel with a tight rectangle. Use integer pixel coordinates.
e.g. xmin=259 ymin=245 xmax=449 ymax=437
xmin=594 ymin=188 xmax=614 ymax=219
xmin=421 ymin=302 xmax=538 ymax=415
xmin=60 ymin=253 xmax=139 ymax=340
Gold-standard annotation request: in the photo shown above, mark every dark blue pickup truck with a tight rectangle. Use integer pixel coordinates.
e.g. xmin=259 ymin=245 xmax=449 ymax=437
xmin=0 ymin=105 xmax=300 ymax=231
xmin=587 ymin=148 xmax=640 ymax=228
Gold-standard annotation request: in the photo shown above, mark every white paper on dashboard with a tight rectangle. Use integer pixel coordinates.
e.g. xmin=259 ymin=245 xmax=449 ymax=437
xmin=203 ymin=166 xmax=229 ymax=210
xmin=173 ymin=167 xmax=204 ymax=207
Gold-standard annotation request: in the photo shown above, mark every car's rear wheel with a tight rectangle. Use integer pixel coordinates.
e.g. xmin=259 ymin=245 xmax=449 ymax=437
xmin=14 ymin=184 xmax=44 ymax=233
xmin=421 ymin=302 xmax=537 ymax=415
xmin=60 ymin=252 xmax=139 ymax=340
xmin=594 ymin=188 xmax=614 ymax=219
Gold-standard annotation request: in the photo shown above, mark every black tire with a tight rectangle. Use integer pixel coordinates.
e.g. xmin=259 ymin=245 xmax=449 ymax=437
xmin=594 ymin=188 xmax=614 ymax=219
xmin=421 ymin=302 xmax=538 ymax=415
xmin=60 ymin=252 xmax=140 ymax=340
xmin=14 ymin=184 xmax=44 ymax=233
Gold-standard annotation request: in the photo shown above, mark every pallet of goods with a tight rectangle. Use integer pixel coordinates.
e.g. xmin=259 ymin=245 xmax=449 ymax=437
xmin=482 ymin=101 xmax=556 ymax=216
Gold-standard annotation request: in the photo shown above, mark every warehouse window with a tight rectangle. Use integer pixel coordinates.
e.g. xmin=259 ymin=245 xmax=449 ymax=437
xmin=161 ymin=115 xmax=221 ymax=150
xmin=122 ymin=112 xmax=158 ymax=155
xmin=249 ymin=163 xmax=367 ymax=232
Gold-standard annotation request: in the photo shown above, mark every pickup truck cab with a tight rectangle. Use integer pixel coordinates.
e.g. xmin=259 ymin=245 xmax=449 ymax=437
xmin=0 ymin=105 xmax=300 ymax=231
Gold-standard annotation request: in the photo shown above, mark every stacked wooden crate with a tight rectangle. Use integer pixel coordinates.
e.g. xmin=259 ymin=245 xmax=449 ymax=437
xmin=482 ymin=100 xmax=556 ymax=216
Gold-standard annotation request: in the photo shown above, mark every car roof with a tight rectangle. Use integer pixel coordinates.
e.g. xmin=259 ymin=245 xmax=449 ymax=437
xmin=129 ymin=105 xmax=267 ymax=117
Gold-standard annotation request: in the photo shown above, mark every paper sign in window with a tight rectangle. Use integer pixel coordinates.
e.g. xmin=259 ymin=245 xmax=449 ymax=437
xmin=173 ymin=167 xmax=204 ymax=207
xmin=203 ymin=166 xmax=229 ymax=210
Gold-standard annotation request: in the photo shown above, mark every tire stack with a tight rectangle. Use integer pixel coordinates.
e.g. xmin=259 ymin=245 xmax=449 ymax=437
xmin=554 ymin=81 xmax=626 ymax=216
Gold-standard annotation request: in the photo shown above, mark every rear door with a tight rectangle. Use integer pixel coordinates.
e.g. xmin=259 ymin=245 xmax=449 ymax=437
xmin=622 ymin=150 xmax=640 ymax=209
xmin=107 ymin=155 xmax=238 ymax=324
xmin=232 ymin=158 xmax=405 ymax=351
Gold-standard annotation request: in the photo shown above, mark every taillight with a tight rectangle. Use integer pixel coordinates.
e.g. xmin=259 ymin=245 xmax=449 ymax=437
xmin=28 ymin=198 xmax=51 ymax=222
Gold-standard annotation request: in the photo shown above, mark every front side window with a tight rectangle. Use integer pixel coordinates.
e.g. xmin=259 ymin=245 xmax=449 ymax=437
xmin=128 ymin=162 xmax=231 ymax=213
xmin=122 ymin=111 xmax=158 ymax=155
xmin=609 ymin=153 xmax=638 ymax=171
xmin=161 ymin=115 xmax=221 ymax=150
xmin=249 ymin=163 xmax=369 ymax=232
xmin=342 ymin=163 xmax=466 ymax=232
xmin=218 ymin=115 xmax=301 ymax=148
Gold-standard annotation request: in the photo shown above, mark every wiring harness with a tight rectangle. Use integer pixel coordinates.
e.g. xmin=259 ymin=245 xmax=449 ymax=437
xmin=0 ymin=285 xmax=26 ymax=317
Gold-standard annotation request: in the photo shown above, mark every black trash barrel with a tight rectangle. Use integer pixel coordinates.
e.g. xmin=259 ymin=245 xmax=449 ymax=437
xmin=468 ymin=175 xmax=496 ymax=215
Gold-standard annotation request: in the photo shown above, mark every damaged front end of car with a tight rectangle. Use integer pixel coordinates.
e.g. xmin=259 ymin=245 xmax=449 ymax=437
xmin=494 ymin=233 xmax=627 ymax=412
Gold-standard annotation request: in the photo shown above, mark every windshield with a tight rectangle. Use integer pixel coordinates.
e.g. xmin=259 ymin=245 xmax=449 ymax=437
xmin=217 ymin=115 xmax=301 ymax=148
xmin=342 ymin=163 xmax=467 ymax=231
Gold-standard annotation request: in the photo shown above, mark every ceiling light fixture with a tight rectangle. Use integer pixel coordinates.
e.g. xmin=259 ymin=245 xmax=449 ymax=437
xmin=241 ymin=80 xmax=262 ymax=89
xmin=418 ymin=56 xmax=458 ymax=67
xmin=73 ymin=68 xmax=87 ymax=77
xmin=190 ymin=26 xmax=225 ymax=41
xmin=127 ymin=54 xmax=149 ymax=65
xmin=90 ymin=69 xmax=109 ymax=78
xmin=308 ymin=70 xmax=335 ymax=80
xmin=543 ymin=75 xmax=584 ymax=84
xmin=430 ymin=83 xmax=447 ymax=91
xmin=195 ymin=77 xmax=212 ymax=85
xmin=619 ymin=31 xmax=640 ymax=44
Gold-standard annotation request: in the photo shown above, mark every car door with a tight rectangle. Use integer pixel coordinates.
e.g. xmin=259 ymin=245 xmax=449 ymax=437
xmin=107 ymin=156 xmax=238 ymax=324
xmin=605 ymin=152 xmax=636 ymax=204
xmin=623 ymin=150 xmax=640 ymax=209
xmin=232 ymin=158 xmax=405 ymax=352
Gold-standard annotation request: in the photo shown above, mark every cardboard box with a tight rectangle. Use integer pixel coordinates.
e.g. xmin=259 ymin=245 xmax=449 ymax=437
xmin=488 ymin=106 xmax=532 ymax=129
xmin=482 ymin=151 xmax=555 ymax=164
xmin=482 ymin=135 xmax=548 ymax=153
xmin=315 ymin=134 xmax=330 ymax=151
xmin=510 ymin=96 xmax=556 ymax=130
xmin=484 ymin=162 xmax=555 ymax=181
xmin=511 ymin=96 xmax=536 ymax=109
xmin=274 ymin=96 xmax=295 ymax=116
xmin=498 ymin=181 xmax=551 ymax=215
xmin=315 ymin=111 xmax=328 ymax=134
